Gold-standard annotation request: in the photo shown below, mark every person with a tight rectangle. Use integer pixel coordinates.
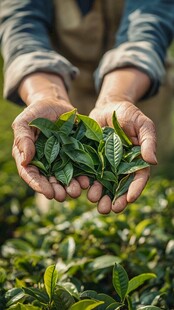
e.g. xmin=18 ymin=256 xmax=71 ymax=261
xmin=0 ymin=0 xmax=174 ymax=214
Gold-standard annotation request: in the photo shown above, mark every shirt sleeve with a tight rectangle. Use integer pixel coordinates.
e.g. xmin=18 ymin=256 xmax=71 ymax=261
xmin=95 ymin=0 xmax=174 ymax=98
xmin=0 ymin=0 xmax=79 ymax=105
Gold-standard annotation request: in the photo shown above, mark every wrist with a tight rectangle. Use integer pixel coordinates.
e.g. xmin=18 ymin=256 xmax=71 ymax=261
xmin=96 ymin=68 xmax=151 ymax=107
xmin=18 ymin=72 xmax=70 ymax=106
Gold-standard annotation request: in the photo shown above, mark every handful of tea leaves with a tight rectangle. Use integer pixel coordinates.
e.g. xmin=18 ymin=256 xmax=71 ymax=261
xmin=29 ymin=109 xmax=149 ymax=203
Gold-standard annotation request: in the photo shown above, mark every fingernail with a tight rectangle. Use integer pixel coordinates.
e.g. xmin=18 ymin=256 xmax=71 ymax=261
xmin=152 ymin=153 xmax=158 ymax=164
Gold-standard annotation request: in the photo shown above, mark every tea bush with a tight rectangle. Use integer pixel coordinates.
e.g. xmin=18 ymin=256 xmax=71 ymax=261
xmin=0 ymin=177 xmax=174 ymax=309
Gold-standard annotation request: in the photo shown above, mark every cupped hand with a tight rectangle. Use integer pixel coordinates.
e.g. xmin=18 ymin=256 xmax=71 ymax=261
xmin=81 ymin=100 xmax=157 ymax=214
xmin=12 ymin=98 xmax=82 ymax=201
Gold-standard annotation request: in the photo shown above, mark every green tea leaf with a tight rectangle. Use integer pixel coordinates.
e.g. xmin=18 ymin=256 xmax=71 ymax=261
xmin=30 ymin=160 xmax=48 ymax=174
xmin=44 ymin=136 xmax=60 ymax=164
xmin=77 ymin=114 xmax=103 ymax=142
xmin=59 ymin=132 xmax=84 ymax=150
xmin=138 ymin=307 xmax=162 ymax=310
xmin=118 ymin=159 xmax=149 ymax=175
xmin=70 ymin=299 xmax=104 ymax=310
xmin=106 ymin=303 xmax=123 ymax=310
xmin=112 ymin=263 xmax=129 ymax=302
xmin=89 ymin=255 xmax=121 ymax=271
xmin=102 ymin=126 xmax=115 ymax=141
xmin=58 ymin=109 xmax=77 ymax=122
xmin=59 ymin=113 xmax=77 ymax=134
xmin=113 ymin=174 xmax=134 ymax=203
xmin=96 ymin=177 xmax=114 ymax=194
xmin=98 ymin=140 xmax=105 ymax=177
xmin=105 ymin=133 xmax=123 ymax=172
xmin=112 ymin=111 xmax=132 ymax=147
xmin=83 ymin=144 xmax=100 ymax=165
xmin=29 ymin=118 xmax=59 ymax=138
xmin=55 ymin=161 xmax=73 ymax=186
xmin=102 ymin=171 xmax=118 ymax=183
xmin=52 ymin=156 xmax=69 ymax=172
xmin=35 ymin=133 xmax=47 ymax=160
xmin=62 ymin=145 xmax=95 ymax=170
xmin=73 ymin=120 xmax=86 ymax=140
xmin=53 ymin=287 xmax=75 ymax=309
xmin=44 ymin=264 xmax=58 ymax=301
xmin=5 ymin=288 xmax=25 ymax=307
xmin=73 ymin=164 xmax=96 ymax=177
xmin=127 ymin=273 xmax=156 ymax=294
xmin=22 ymin=287 xmax=49 ymax=304
xmin=124 ymin=146 xmax=141 ymax=162
xmin=7 ymin=304 xmax=41 ymax=310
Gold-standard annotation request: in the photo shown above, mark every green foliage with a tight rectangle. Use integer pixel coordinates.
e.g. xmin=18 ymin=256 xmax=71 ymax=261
xmin=0 ymin=178 xmax=174 ymax=308
xmin=30 ymin=109 xmax=149 ymax=202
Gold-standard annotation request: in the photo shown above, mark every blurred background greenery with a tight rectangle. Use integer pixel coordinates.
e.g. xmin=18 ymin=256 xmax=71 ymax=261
xmin=0 ymin=55 xmax=34 ymax=243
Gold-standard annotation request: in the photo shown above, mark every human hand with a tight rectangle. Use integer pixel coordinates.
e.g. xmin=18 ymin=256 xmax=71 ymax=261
xmin=80 ymin=69 xmax=157 ymax=214
xmin=12 ymin=73 xmax=83 ymax=201
xmin=88 ymin=101 xmax=157 ymax=213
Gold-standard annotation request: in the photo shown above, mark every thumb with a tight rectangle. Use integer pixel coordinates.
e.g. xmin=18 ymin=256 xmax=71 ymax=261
xmin=12 ymin=125 xmax=36 ymax=166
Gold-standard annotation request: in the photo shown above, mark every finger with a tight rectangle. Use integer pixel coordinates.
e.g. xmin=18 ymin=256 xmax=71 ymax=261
xmin=13 ymin=145 xmax=54 ymax=199
xmin=139 ymin=119 xmax=157 ymax=164
xmin=97 ymin=195 xmax=112 ymax=214
xmin=13 ymin=138 xmax=35 ymax=166
xmin=76 ymin=176 xmax=90 ymax=189
xmin=127 ymin=167 xmax=150 ymax=203
xmin=112 ymin=194 xmax=128 ymax=213
xmin=66 ymin=179 xmax=82 ymax=198
xmin=12 ymin=118 xmax=36 ymax=165
xmin=49 ymin=177 xmax=67 ymax=202
xmin=87 ymin=180 xmax=103 ymax=203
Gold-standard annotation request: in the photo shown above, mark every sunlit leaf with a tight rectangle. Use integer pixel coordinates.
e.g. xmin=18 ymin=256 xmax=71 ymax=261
xmin=44 ymin=265 xmax=58 ymax=301
xmin=112 ymin=111 xmax=132 ymax=147
xmin=127 ymin=273 xmax=156 ymax=295
xmin=77 ymin=114 xmax=103 ymax=142
xmin=70 ymin=299 xmax=104 ymax=310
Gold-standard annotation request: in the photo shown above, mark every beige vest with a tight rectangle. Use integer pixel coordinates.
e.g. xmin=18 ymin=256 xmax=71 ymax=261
xmin=53 ymin=0 xmax=123 ymax=113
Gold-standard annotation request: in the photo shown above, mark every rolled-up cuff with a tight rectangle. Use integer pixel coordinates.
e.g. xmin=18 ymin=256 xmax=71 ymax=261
xmin=4 ymin=50 xmax=79 ymax=105
xmin=95 ymin=41 xmax=165 ymax=99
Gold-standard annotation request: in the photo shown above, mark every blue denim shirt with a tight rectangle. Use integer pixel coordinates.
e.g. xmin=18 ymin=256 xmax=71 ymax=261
xmin=0 ymin=0 xmax=174 ymax=104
